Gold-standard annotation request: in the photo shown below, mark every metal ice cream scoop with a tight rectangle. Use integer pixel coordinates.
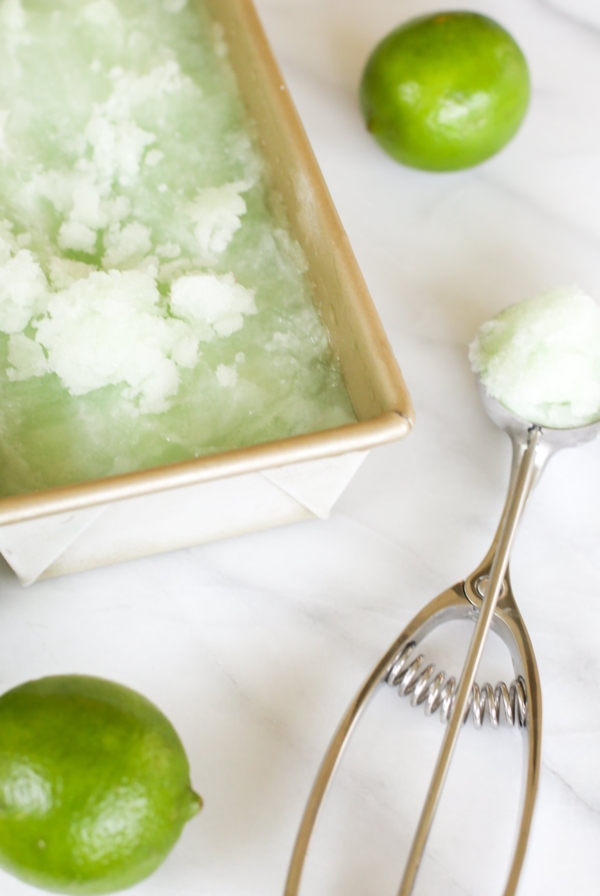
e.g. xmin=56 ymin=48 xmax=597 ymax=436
xmin=284 ymin=378 xmax=600 ymax=896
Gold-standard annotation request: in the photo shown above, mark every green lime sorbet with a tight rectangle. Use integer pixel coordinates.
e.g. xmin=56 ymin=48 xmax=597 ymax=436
xmin=470 ymin=288 xmax=600 ymax=429
xmin=0 ymin=0 xmax=355 ymax=497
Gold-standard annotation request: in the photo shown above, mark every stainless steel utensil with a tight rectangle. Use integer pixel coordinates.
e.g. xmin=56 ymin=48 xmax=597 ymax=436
xmin=285 ymin=380 xmax=600 ymax=896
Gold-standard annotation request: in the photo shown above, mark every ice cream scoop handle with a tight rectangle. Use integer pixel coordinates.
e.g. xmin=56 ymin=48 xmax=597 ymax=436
xmin=397 ymin=425 xmax=542 ymax=896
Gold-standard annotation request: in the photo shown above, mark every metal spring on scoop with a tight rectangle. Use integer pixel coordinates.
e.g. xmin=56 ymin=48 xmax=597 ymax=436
xmin=385 ymin=642 xmax=528 ymax=729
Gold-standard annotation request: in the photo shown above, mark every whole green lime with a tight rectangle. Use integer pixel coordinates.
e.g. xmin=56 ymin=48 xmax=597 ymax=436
xmin=0 ymin=675 xmax=202 ymax=894
xmin=360 ymin=11 xmax=530 ymax=171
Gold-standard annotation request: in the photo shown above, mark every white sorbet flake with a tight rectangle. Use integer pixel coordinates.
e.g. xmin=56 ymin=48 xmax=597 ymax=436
xmin=85 ymin=112 xmax=156 ymax=184
xmin=0 ymin=250 xmax=48 ymax=333
xmin=216 ymin=364 xmax=238 ymax=388
xmin=171 ymin=334 xmax=197 ymax=368
xmin=158 ymin=258 xmax=190 ymax=283
xmin=79 ymin=63 xmax=190 ymax=187
xmin=106 ymin=61 xmax=191 ymax=113
xmin=163 ymin=0 xmax=187 ymax=12
xmin=145 ymin=149 xmax=163 ymax=167
xmin=57 ymin=220 xmax=96 ymax=254
xmin=34 ymin=171 xmax=81 ymax=216
xmin=104 ymin=196 xmax=131 ymax=222
xmin=34 ymin=270 xmax=199 ymax=413
xmin=70 ymin=179 xmax=108 ymax=230
xmin=0 ymin=235 xmax=15 ymax=265
xmin=156 ymin=242 xmax=180 ymax=259
xmin=7 ymin=333 xmax=49 ymax=380
xmin=48 ymin=257 xmax=95 ymax=290
xmin=189 ymin=180 xmax=252 ymax=255
xmin=102 ymin=222 xmax=152 ymax=268
xmin=169 ymin=272 xmax=257 ymax=341
xmin=137 ymin=255 xmax=159 ymax=275
xmin=469 ymin=287 xmax=600 ymax=429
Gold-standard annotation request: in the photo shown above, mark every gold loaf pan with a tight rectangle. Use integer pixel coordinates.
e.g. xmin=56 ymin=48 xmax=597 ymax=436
xmin=0 ymin=0 xmax=413 ymax=530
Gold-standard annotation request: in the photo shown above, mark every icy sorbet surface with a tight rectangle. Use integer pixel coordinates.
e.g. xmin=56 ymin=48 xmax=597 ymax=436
xmin=470 ymin=288 xmax=600 ymax=428
xmin=0 ymin=0 xmax=355 ymax=496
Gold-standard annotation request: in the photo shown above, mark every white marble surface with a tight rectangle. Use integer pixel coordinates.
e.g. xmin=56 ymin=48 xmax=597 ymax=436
xmin=1 ymin=0 xmax=600 ymax=893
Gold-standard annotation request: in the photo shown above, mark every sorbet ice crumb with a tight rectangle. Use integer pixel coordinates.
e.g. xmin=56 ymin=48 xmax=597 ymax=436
xmin=145 ymin=149 xmax=164 ymax=167
xmin=170 ymin=272 xmax=257 ymax=340
xmin=469 ymin=287 xmax=600 ymax=428
xmin=33 ymin=270 xmax=198 ymax=413
xmin=189 ymin=180 xmax=252 ymax=255
xmin=7 ymin=333 xmax=49 ymax=380
xmin=0 ymin=249 xmax=48 ymax=333
xmin=156 ymin=242 xmax=181 ymax=259
xmin=58 ymin=220 xmax=97 ymax=253
xmin=216 ymin=364 xmax=238 ymax=388
xmin=49 ymin=258 xmax=95 ymax=290
xmin=102 ymin=222 xmax=152 ymax=268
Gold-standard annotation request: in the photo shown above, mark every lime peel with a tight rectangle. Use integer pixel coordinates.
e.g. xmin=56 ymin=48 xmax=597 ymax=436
xmin=0 ymin=675 xmax=201 ymax=895
xmin=360 ymin=11 xmax=530 ymax=172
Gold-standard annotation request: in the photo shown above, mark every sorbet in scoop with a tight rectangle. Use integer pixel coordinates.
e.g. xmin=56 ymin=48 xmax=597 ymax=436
xmin=469 ymin=287 xmax=600 ymax=428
